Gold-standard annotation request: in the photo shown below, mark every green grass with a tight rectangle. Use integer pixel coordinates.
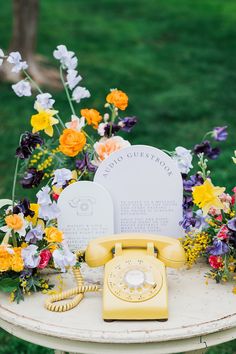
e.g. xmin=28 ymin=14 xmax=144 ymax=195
xmin=0 ymin=0 xmax=236 ymax=352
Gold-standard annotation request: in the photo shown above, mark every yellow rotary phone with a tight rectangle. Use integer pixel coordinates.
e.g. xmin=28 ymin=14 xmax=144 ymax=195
xmin=45 ymin=233 xmax=186 ymax=321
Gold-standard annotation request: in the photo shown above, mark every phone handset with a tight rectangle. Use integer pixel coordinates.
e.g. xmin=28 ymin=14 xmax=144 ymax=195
xmin=85 ymin=233 xmax=186 ymax=268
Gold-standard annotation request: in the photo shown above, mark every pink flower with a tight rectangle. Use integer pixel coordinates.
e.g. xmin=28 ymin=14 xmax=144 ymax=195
xmin=94 ymin=136 xmax=130 ymax=163
xmin=38 ymin=249 xmax=52 ymax=269
xmin=216 ymin=225 xmax=229 ymax=240
xmin=208 ymin=255 xmax=223 ymax=269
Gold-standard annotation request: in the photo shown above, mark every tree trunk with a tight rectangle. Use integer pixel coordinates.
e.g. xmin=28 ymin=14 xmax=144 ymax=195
xmin=0 ymin=0 xmax=61 ymax=89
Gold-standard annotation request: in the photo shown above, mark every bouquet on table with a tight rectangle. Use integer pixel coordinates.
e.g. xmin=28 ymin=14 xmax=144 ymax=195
xmin=0 ymin=45 xmax=136 ymax=302
xmin=0 ymin=45 xmax=235 ymax=303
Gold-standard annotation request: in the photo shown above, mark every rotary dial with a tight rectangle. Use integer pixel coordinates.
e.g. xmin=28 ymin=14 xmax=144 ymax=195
xmin=107 ymin=258 xmax=162 ymax=302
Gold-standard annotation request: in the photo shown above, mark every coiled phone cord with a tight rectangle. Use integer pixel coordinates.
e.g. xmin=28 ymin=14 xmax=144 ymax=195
xmin=45 ymin=252 xmax=101 ymax=312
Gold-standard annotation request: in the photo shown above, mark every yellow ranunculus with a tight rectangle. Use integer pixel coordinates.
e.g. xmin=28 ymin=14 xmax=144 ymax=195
xmin=31 ymin=102 xmax=59 ymax=137
xmin=45 ymin=226 xmax=63 ymax=243
xmin=192 ymin=179 xmax=225 ymax=216
xmin=11 ymin=248 xmax=24 ymax=272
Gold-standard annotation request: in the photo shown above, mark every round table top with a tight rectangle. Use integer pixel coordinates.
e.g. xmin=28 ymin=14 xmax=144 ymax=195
xmin=1 ymin=263 xmax=236 ymax=354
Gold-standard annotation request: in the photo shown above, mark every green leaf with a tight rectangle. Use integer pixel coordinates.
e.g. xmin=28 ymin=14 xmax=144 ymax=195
xmin=0 ymin=278 xmax=19 ymax=293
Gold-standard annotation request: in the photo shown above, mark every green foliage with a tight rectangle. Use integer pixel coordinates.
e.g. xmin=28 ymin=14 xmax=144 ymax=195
xmin=0 ymin=0 xmax=236 ymax=352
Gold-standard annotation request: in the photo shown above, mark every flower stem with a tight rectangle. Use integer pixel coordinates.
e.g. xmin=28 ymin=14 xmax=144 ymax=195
xmin=60 ymin=66 xmax=76 ymax=116
xmin=12 ymin=157 xmax=19 ymax=208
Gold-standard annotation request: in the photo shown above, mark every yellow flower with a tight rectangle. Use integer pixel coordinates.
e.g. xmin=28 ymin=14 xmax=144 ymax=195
xmin=192 ymin=179 xmax=225 ymax=216
xmin=26 ymin=203 xmax=39 ymax=226
xmin=45 ymin=226 xmax=63 ymax=243
xmin=31 ymin=102 xmax=59 ymax=137
xmin=11 ymin=247 xmax=24 ymax=272
xmin=106 ymin=89 xmax=128 ymax=110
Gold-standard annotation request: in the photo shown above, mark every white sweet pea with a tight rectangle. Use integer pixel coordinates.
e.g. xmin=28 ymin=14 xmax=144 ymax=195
xmin=72 ymin=86 xmax=90 ymax=103
xmin=37 ymin=186 xmax=51 ymax=206
xmin=35 ymin=93 xmax=55 ymax=109
xmin=65 ymin=115 xmax=85 ymax=131
xmin=53 ymin=45 xmax=77 ymax=70
xmin=97 ymin=123 xmax=107 ymax=136
xmin=103 ymin=113 xmax=109 ymax=122
xmin=0 ymin=213 xmax=28 ymax=237
xmin=66 ymin=69 xmax=82 ymax=90
xmin=172 ymin=146 xmax=193 ymax=174
xmin=7 ymin=51 xmax=28 ymax=73
xmin=52 ymin=243 xmax=76 ymax=272
xmin=39 ymin=202 xmax=60 ymax=221
xmin=52 ymin=168 xmax=73 ymax=188
xmin=22 ymin=245 xmax=40 ymax=268
xmin=12 ymin=80 xmax=31 ymax=97
xmin=0 ymin=48 xmax=4 ymax=66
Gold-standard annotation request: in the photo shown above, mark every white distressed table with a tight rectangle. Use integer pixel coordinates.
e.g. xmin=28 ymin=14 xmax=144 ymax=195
xmin=0 ymin=263 xmax=235 ymax=354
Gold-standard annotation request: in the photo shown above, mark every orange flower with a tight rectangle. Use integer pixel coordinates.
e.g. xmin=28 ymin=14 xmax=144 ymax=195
xmin=5 ymin=214 xmax=23 ymax=231
xmin=106 ymin=89 xmax=128 ymax=110
xmin=45 ymin=226 xmax=63 ymax=243
xmin=81 ymin=108 xmax=102 ymax=129
xmin=59 ymin=128 xmax=86 ymax=157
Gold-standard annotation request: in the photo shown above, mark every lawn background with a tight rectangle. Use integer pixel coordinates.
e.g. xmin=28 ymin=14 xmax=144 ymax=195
xmin=0 ymin=0 xmax=236 ymax=352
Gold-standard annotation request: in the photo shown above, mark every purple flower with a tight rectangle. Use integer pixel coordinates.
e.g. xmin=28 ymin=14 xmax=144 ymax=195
xmin=20 ymin=168 xmax=44 ymax=189
xmin=118 ymin=116 xmax=137 ymax=132
xmin=206 ymin=147 xmax=220 ymax=160
xmin=76 ymin=153 xmax=97 ymax=173
xmin=212 ymin=126 xmax=228 ymax=141
xmin=227 ymin=217 xmax=236 ymax=231
xmin=183 ymin=195 xmax=193 ymax=210
xmin=104 ymin=122 xmax=121 ymax=137
xmin=16 ymin=132 xmax=44 ymax=159
xmin=13 ymin=198 xmax=34 ymax=218
xmin=207 ymin=239 xmax=229 ymax=256
xmin=25 ymin=225 xmax=44 ymax=243
xmin=193 ymin=140 xmax=220 ymax=160
xmin=183 ymin=174 xmax=204 ymax=192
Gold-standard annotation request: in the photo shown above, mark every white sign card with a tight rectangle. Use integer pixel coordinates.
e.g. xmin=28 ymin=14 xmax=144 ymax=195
xmin=57 ymin=181 xmax=114 ymax=250
xmin=94 ymin=145 xmax=183 ymax=238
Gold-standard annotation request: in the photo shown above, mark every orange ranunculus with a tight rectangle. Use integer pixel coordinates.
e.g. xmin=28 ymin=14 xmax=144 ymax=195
xmin=59 ymin=128 xmax=86 ymax=157
xmin=81 ymin=108 xmax=102 ymax=129
xmin=106 ymin=89 xmax=128 ymax=110
xmin=11 ymin=248 xmax=24 ymax=272
xmin=45 ymin=226 xmax=63 ymax=243
xmin=5 ymin=214 xmax=23 ymax=231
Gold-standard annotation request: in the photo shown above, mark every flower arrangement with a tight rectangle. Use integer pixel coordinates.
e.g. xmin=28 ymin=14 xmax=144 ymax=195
xmin=0 ymin=45 xmax=137 ymax=302
xmin=0 ymin=45 xmax=235 ymax=303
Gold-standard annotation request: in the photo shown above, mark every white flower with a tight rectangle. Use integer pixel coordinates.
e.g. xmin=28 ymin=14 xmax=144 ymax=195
xmin=35 ymin=93 xmax=55 ymax=109
xmin=37 ymin=185 xmax=60 ymax=220
xmin=0 ymin=48 xmax=4 ymax=66
xmin=172 ymin=146 xmax=193 ymax=174
xmin=65 ymin=115 xmax=85 ymax=131
xmin=22 ymin=245 xmax=40 ymax=268
xmin=53 ymin=45 xmax=78 ymax=70
xmin=37 ymin=186 xmax=51 ymax=206
xmin=7 ymin=51 xmax=28 ymax=73
xmin=66 ymin=69 xmax=82 ymax=90
xmin=72 ymin=86 xmax=90 ymax=103
xmin=0 ymin=213 xmax=28 ymax=237
xmin=97 ymin=123 xmax=107 ymax=136
xmin=12 ymin=80 xmax=31 ymax=97
xmin=103 ymin=113 xmax=109 ymax=122
xmin=52 ymin=168 xmax=73 ymax=188
xmin=52 ymin=243 xmax=76 ymax=272
xmin=39 ymin=202 xmax=60 ymax=221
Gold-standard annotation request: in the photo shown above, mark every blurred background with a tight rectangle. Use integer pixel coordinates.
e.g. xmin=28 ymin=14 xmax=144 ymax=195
xmin=0 ymin=0 xmax=236 ymax=352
